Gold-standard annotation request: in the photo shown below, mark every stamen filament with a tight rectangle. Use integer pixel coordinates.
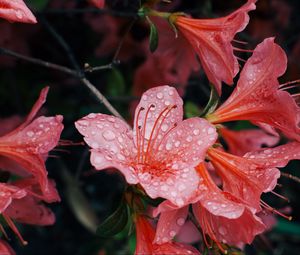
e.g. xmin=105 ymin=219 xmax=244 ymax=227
xmin=2 ymin=214 xmax=28 ymax=245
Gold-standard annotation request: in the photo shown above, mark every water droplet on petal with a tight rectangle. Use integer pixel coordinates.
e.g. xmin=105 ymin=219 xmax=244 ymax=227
xmin=166 ymin=143 xmax=172 ymax=150
xmin=218 ymin=226 xmax=227 ymax=235
xmin=156 ymin=92 xmax=163 ymax=99
xmin=16 ymin=10 xmax=23 ymax=19
xmin=193 ymin=129 xmax=200 ymax=135
xmin=207 ymin=127 xmax=215 ymax=135
xmin=169 ymin=231 xmax=176 ymax=237
xmin=27 ymin=131 xmax=34 ymax=137
xmin=161 ymin=124 xmax=169 ymax=132
xmin=102 ymin=130 xmax=116 ymax=141
xmin=176 ymin=218 xmax=185 ymax=226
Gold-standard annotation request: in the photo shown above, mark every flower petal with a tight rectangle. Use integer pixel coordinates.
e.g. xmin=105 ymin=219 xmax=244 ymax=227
xmin=156 ymin=118 xmax=217 ymax=166
xmin=193 ymin=202 xmax=266 ymax=246
xmin=154 ymin=206 xmax=189 ymax=244
xmin=209 ymin=148 xmax=280 ymax=211
xmin=0 ymin=183 xmax=26 ymax=213
xmin=244 ymin=142 xmax=300 ymax=168
xmin=176 ymin=0 xmax=256 ymax=93
xmin=5 ymin=195 xmax=55 ymax=226
xmin=75 ymin=113 xmax=138 ymax=184
xmin=0 ymin=0 xmax=37 ymax=23
xmin=133 ymin=86 xmax=183 ymax=149
xmin=211 ymin=38 xmax=300 ymax=141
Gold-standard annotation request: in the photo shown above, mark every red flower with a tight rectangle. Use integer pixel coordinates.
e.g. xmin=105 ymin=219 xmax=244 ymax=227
xmin=76 ymin=86 xmax=217 ymax=207
xmin=174 ymin=0 xmax=256 ymax=94
xmin=0 ymin=0 xmax=36 ymax=23
xmin=135 ymin=215 xmax=200 ymax=255
xmin=0 ymin=87 xmax=64 ymax=202
xmin=207 ymin=38 xmax=300 ymax=141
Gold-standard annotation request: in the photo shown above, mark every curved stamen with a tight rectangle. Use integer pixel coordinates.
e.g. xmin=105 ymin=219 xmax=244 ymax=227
xmin=271 ymin=190 xmax=289 ymax=202
xmin=279 ymin=79 xmax=300 ymax=89
xmin=233 ymin=47 xmax=253 ymax=53
xmin=144 ymin=105 xmax=177 ymax=163
xmin=2 ymin=214 xmax=28 ymax=245
xmin=233 ymin=39 xmax=248 ymax=45
xmin=260 ymin=200 xmax=292 ymax=220
xmin=135 ymin=107 xmax=145 ymax=163
xmin=140 ymin=104 xmax=155 ymax=163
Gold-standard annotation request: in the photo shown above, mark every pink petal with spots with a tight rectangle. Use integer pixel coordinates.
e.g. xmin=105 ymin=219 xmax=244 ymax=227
xmin=5 ymin=195 xmax=55 ymax=226
xmin=0 ymin=0 xmax=37 ymax=23
xmin=209 ymin=149 xmax=280 ymax=211
xmin=2 ymin=115 xmax=64 ymax=154
xmin=244 ymin=142 xmax=300 ymax=168
xmin=176 ymin=220 xmax=202 ymax=244
xmin=176 ymin=0 xmax=256 ymax=94
xmin=220 ymin=128 xmax=279 ymax=156
xmin=75 ymin=113 xmax=138 ymax=184
xmin=211 ymin=38 xmax=300 ymax=141
xmin=133 ymin=85 xmax=183 ymax=150
xmin=0 ymin=183 xmax=26 ymax=213
xmin=193 ymin=201 xmax=266 ymax=246
xmin=154 ymin=205 xmax=189 ymax=244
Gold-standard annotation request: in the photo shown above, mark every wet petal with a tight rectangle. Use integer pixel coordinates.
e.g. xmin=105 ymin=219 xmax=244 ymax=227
xmin=75 ymin=113 xmax=138 ymax=184
xmin=211 ymin=38 xmax=300 ymax=140
xmin=157 ymin=118 xmax=217 ymax=166
xmin=209 ymin=148 xmax=280 ymax=211
xmin=133 ymin=86 xmax=183 ymax=149
xmin=154 ymin=206 xmax=189 ymax=244
xmin=1 ymin=115 xmax=64 ymax=154
xmin=176 ymin=0 xmax=256 ymax=93
xmin=0 ymin=240 xmax=15 ymax=255
xmin=244 ymin=142 xmax=300 ymax=168
xmin=193 ymin=202 xmax=266 ymax=246
xmin=0 ymin=0 xmax=37 ymax=23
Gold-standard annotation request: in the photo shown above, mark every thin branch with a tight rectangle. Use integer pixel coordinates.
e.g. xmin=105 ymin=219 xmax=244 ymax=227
xmin=41 ymin=8 xmax=137 ymax=18
xmin=41 ymin=17 xmax=82 ymax=74
xmin=0 ymin=47 xmax=77 ymax=76
xmin=0 ymin=47 xmax=126 ymax=122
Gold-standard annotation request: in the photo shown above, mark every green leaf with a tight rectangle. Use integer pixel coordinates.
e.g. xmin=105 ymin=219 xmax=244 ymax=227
xmin=96 ymin=201 xmax=129 ymax=237
xmin=184 ymin=101 xmax=201 ymax=118
xmin=146 ymin=16 xmax=159 ymax=53
xmin=200 ymin=84 xmax=219 ymax=117
xmin=107 ymin=69 xmax=125 ymax=96
xmin=28 ymin=0 xmax=49 ymax=11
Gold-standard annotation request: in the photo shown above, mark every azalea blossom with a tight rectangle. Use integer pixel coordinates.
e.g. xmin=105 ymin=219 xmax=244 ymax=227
xmin=173 ymin=0 xmax=256 ymax=93
xmin=207 ymin=38 xmax=300 ymax=141
xmin=0 ymin=87 xmax=64 ymax=202
xmin=0 ymin=0 xmax=37 ymax=23
xmin=76 ymin=86 xmax=217 ymax=206
xmin=134 ymin=214 xmax=200 ymax=255
xmin=153 ymin=163 xmax=266 ymax=250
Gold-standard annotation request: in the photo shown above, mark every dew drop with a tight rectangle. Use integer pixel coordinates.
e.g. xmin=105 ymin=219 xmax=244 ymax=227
xmin=16 ymin=10 xmax=23 ymax=19
xmin=166 ymin=143 xmax=172 ymax=150
xmin=169 ymin=231 xmax=176 ymax=237
xmin=207 ymin=127 xmax=215 ymax=135
xmin=102 ymin=130 xmax=116 ymax=141
xmin=193 ymin=129 xmax=200 ymax=135
xmin=161 ymin=124 xmax=169 ymax=132
xmin=156 ymin=92 xmax=163 ymax=99
xmin=176 ymin=218 xmax=185 ymax=226
xmin=218 ymin=226 xmax=227 ymax=235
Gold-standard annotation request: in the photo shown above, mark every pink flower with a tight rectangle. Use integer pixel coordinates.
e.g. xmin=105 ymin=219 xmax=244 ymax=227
xmin=76 ymin=86 xmax=217 ymax=206
xmin=89 ymin=0 xmax=105 ymax=9
xmin=0 ymin=0 xmax=37 ymax=23
xmin=134 ymin=215 xmax=200 ymax=255
xmin=207 ymin=38 xmax=300 ymax=141
xmin=220 ymin=127 xmax=279 ymax=156
xmin=154 ymin=163 xmax=266 ymax=249
xmin=174 ymin=0 xmax=256 ymax=94
xmin=0 ymin=87 xmax=64 ymax=202
xmin=208 ymin=142 xmax=300 ymax=212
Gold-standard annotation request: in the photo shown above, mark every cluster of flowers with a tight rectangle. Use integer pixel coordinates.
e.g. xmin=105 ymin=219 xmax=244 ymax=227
xmin=1 ymin=0 xmax=300 ymax=254
xmin=77 ymin=0 xmax=300 ymax=254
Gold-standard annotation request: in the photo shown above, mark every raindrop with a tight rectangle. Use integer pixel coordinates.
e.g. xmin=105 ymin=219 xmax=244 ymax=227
xmin=176 ymin=218 xmax=185 ymax=226
xmin=156 ymin=92 xmax=163 ymax=99
xmin=102 ymin=130 xmax=116 ymax=141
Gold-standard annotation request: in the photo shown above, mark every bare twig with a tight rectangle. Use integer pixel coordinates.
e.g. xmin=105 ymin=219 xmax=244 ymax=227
xmin=0 ymin=47 xmax=125 ymax=122
xmin=0 ymin=47 xmax=76 ymax=76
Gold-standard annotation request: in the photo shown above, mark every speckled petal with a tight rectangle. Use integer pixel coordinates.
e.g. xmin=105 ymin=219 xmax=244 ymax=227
xmin=133 ymin=86 xmax=183 ymax=149
xmin=75 ymin=113 xmax=138 ymax=184
xmin=154 ymin=206 xmax=189 ymax=244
